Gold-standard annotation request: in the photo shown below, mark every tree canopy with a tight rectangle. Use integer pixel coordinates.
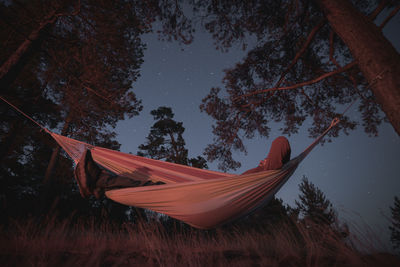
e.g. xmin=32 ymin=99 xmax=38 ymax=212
xmin=390 ymin=196 xmax=400 ymax=254
xmin=295 ymin=176 xmax=337 ymax=226
xmin=196 ymin=0 xmax=400 ymax=170
xmin=138 ymin=106 xmax=208 ymax=169
xmin=0 ymin=0 xmax=194 ymax=218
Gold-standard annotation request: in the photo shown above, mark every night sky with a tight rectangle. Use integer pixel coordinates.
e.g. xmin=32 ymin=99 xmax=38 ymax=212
xmin=115 ymin=13 xmax=400 ymax=248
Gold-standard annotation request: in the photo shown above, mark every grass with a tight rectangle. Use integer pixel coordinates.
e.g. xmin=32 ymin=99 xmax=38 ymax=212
xmin=0 ymin=216 xmax=399 ymax=267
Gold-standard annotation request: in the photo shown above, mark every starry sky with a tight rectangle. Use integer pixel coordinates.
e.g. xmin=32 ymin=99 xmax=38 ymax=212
xmin=115 ymin=13 xmax=400 ymax=249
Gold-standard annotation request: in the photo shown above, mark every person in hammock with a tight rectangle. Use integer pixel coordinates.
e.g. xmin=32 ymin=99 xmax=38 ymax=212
xmin=241 ymin=136 xmax=291 ymax=175
xmin=74 ymin=150 xmax=164 ymax=199
xmin=74 ymin=136 xmax=291 ymax=198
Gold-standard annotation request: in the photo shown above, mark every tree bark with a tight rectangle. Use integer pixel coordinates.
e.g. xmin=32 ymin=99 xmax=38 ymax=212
xmin=316 ymin=0 xmax=400 ymax=135
xmin=43 ymin=115 xmax=71 ymax=184
xmin=0 ymin=121 xmax=20 ymax=160
xmin=0 ymin=10 xmax=56 ymax=81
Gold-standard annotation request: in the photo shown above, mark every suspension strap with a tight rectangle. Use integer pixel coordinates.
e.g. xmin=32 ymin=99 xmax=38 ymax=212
xmin=0 ymin=95 xmax=51 ymax=134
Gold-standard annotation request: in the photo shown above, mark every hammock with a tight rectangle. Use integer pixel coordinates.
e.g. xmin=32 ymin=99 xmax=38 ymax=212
xmin=49 ymin=118 xmax=339 ymax=229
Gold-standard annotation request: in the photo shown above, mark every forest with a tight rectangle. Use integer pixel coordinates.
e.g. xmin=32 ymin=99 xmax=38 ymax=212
xmin=1 ymin=0 xmax=400 ymax=266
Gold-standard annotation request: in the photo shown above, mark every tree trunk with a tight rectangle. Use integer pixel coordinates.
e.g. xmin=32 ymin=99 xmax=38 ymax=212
xmin=43 ymin=115 xmax=71 ymax=184
xmin=0 ymin=10 xmax=56 ymax=81
xmin=0 ymin=121 xmax=20 ymax=160
xmin=316 ymin=0 xmax=400 ymax=135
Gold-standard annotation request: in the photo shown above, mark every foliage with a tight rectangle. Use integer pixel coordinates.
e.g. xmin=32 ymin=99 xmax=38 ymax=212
xmin=138 ymin=106 xmax=208 ymax=168
xmin=136 ymin=106 xmax=209 ymax=225
xmin=229 ymin=197 xmax=295 ymax=233
xmin=389 ymin=196 xmax=400 ymax=254
xmin=0 ymin=0 xmax=195 ymax=219
xmin=195 ymin=0 xmax=399 ymax=170
xmin=295 ymin=176 xmax=337 ymax=226
xmin=0 ymin=0 xmax=145 ymax=219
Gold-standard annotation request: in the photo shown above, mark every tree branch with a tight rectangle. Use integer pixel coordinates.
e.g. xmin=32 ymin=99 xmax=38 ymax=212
xmin=83 ymin=85 xmax=114 ymax=105
xmin=274 ymin=19 xmax=326 ymax=88
xmin=55 ymin=0 xmax=81 ymax=17
xmin=379 ymin=4 xmax=400 ymax=29
xmin=329 ymin=31 xmax=340 ymax=68
xmin=283 ymin=1 xmax=295 ymax=34
xmin=41 ymin=43 xmax=117 ymax=107
xmin=300 ymin=89 xmax=315 ymax=105
xmin=0 ymin=1 xmax=81 ymax=81
xmin=226 ymin=110 xmax=249 ymax=147
xmin=368 ymin=0 xmax=388 ymax=21
xmin=234 ymin=61 xmax=357 ymax=101
xmin=0 ymin=9 xmax=57 ymax=80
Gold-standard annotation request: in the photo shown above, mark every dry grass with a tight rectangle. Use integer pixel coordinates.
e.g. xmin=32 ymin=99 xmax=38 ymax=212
xmin=0 ymin=216 xmax=399 ymax=267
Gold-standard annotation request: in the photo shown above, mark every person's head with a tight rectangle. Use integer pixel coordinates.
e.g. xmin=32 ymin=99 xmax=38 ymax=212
xmin=267 ymin=136 xmax=291 ymax=168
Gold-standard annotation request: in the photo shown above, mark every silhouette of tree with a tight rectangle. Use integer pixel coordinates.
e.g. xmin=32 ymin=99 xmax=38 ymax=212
xmin=0 ymin=0 xmax=195 ymax=219
xmin=196 ymin=0 xmax=400 ymax=170
xmin=295 ymin=176 xmax=337 ymax=226
xmin=1 ymin=0 xmax=196 ymax=181
xmin=136 ymin=106 xmax=208 ymax=228
xmin=0 ymin=0 xmax=194 ymax=83
xmin=389 ymin=196 xmax=400 ymax=254
xmin=237 ymin=197 xmax=293 ymax=232
xmin=138 ymin=106 xmax=208 ymax=169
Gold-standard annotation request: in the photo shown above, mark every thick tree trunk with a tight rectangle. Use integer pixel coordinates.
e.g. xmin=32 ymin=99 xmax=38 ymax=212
xmin=316 ymin=0 xmax=400 ymax=135
xmin=0 ymin=121 xmax=20 ymax=160
xmin=39 ymin=115 xmax=71 ymax=215
xmin=0 ymin=10 xmax=56 ymax=81
xmin=43 ymin=146 xmax=61 ymax=184
xmin=43 ymin=115 xmax=71 ymax=184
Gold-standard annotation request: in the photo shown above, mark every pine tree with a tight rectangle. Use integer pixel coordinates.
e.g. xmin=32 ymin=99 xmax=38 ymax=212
xmin=1 ymin=0 xmax=196 ymax=183
xmin=137 ymin=106 xmax=208 ymax=228
xmin=295 ymin=176 xmax=337 ymax=226
xmin=389 ymin=196 xmax=400 ymax=254
xmin=196 ymin=0 xmax=400 ymax=170
xmin=0 ymin=0 xmax=195 ymax=219
xmin=138 ymin=106 xmax=208 ymax=169
xmin=248 ymin=197 xmax=292 ymax=229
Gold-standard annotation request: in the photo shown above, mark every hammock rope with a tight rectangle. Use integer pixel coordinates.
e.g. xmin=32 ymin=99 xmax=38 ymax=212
xmin=0 ymin=95 xmax=51 ymax=134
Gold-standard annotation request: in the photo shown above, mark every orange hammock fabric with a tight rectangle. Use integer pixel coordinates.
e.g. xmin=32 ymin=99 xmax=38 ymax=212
xmin=50 ymin=119 xmax=338 ymax=229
